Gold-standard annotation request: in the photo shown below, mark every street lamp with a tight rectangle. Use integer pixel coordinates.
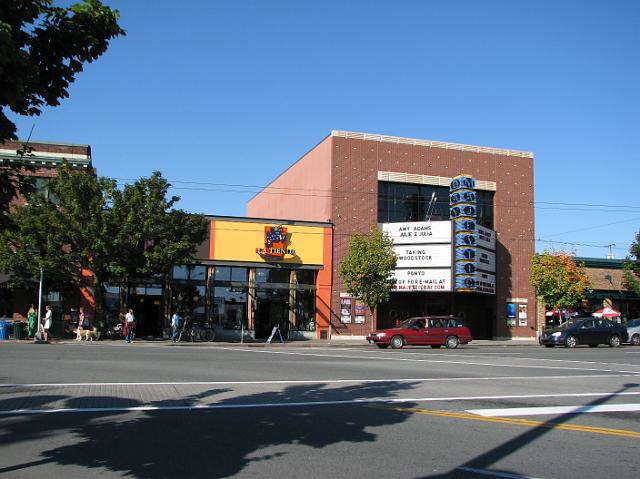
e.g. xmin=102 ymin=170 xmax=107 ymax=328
xmin=36 ymin=267 xmax=44 ymax=340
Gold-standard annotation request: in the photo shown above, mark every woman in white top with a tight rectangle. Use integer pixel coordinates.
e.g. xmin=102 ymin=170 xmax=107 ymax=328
xmin=43 ymin=305 xmax=52 ymax=342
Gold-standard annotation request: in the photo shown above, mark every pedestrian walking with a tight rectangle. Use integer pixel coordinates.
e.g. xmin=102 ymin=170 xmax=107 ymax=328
xmin=170 ymin=311 xmax=182 ymax=342
xmin=125 ymin=308 xmax=135 ymax=343
xmin=27 ymin=304 xmax=36 ymax=338
xmin=76 ymin=307 xmax=85 ymax=341
xmin=43 ymin=304 xmax=52 ymax=342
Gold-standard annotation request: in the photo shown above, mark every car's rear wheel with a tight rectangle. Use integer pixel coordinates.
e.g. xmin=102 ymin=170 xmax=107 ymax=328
xmin=608 ymin=335 xmax=621 ymax=348
xmin=631 ymin=333 xmax=640 ymax=346
xmin=564 ymin=335 xmax=577 ymax=348
xmin=377 ymin=344 xmax=389 ymax=349
xmin=390 ymin=335 xmax=404 ymax=349
xmin=445 ymin=336 xmax=459 ymax=349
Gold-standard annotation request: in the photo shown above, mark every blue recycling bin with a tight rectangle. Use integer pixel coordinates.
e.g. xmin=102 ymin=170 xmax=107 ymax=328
xmin=0 ymin=320 xmax=8 ymax=340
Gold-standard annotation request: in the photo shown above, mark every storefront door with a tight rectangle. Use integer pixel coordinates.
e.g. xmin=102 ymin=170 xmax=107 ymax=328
xmin=254 ymin=297 xmax=289 ymax=340
xmin=129 ymin=295 xmax=162 ymax=337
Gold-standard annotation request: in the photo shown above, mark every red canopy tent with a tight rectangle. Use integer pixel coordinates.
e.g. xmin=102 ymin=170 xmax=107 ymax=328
xmin=592 ymin=307 xmax=621 ymax=318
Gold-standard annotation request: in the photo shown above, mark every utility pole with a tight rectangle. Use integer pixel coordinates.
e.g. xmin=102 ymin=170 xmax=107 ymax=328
xmin=36 ymin=267 xmax=44 ymax=341
xmin=606 ymin=244 xmax=615 ymax=260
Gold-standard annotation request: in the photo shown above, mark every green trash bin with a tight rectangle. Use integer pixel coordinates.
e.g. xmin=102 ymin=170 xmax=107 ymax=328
xmin=12 ymin=321 xmax=26 ymax=340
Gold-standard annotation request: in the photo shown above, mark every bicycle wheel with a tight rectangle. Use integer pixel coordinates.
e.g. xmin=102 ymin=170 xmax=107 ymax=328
xmin=204 ymin=329 xmax=215 ymax=341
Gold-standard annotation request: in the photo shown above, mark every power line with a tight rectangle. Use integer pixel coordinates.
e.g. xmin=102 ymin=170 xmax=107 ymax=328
xmin=112 ymin=177 xmax=640 ymax=212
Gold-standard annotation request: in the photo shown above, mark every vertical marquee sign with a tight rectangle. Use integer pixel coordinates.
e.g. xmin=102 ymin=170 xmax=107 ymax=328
xmin=450 ymin=174 xmax=478 ymax=292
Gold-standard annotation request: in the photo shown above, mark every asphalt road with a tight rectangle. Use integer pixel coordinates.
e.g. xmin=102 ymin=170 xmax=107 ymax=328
xmin=1 ymin=340 xmax=639 ymax=479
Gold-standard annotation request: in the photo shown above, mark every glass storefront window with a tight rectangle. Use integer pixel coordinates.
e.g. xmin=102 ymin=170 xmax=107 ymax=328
xmin=190 ymin=266 xmax=206 ymax=281
xmin=212 ymin=267 xmax=249 ymax=330
xmin=256 ymin=268 xmax=290 ymax=285
xmin=171 ymin=283 xmax=206 ymax=323
xmin=378 ymin=181 xmax=494 ymax=228
xmin=295 ymin=289 xmax=316 ymax=331
xmin=104 ymin=284 xmax=120 ymax=327
xmin=173 ymin=265 xmax=206 ymax=281
xmin=296 ymin=270 xmax=316 ymax=285
xmin=212 ymin=286 xmax=247 ymax=330
xmin=214 ymin=266 xmax=231 ymax=282
xmin=214 ymin=267 xmax=248 ymax=284
xmin=231 ymin=268 xmax=248 ymax=282
xmin=173 ymin=265 xmax=189 ymax=280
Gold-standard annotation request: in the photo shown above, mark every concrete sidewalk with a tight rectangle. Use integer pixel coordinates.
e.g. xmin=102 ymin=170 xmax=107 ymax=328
xmin=8 ymin=337 xmax=540 ymax=347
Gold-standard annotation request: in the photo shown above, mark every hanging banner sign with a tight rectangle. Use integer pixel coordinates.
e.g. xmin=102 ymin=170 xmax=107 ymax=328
xmin=394 ymin=244 xmax=452 ymax=268
xmin=392 ymin=269 xmax=452 ymax=292
xmin=381 ymin=221 xmax=451 ymax=245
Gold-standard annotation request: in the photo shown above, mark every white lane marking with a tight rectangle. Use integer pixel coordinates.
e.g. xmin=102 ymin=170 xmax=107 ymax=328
xmin=457 ymin=466 xmax=543 ymax=479
xmin=223 ymin=347 xmax=640 ymax=374
xmin=1 ymin=373 xmax=637 ymax=388
xmin=296 ymin=346 xmax=640 ymax=368
xmin=467 ymin=403 xmax=640 ymax=417
xmin=4 ymin=392 xmax=640 ymax=416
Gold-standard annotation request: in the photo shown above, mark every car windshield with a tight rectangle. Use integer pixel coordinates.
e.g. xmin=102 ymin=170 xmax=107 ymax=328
xmin=627 ymin=319 xmax=640 ymax=328
xmin=555 ymin=319 xmax=580 ymax=330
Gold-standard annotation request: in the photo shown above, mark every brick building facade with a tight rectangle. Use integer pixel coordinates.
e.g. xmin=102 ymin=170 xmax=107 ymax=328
xmin=248 ymin=131 xmax=537 ymax=340
xmin=0 ymin=140 xmax=93 ymax=322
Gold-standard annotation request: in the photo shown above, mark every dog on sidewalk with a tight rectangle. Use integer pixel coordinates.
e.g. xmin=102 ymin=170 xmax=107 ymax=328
xmin=74 ymin=327 xmax=99 ymax=341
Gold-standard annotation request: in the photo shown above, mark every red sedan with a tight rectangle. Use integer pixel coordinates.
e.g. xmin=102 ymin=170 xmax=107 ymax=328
xmin=366 ymin=316 xmax=473 ymax=349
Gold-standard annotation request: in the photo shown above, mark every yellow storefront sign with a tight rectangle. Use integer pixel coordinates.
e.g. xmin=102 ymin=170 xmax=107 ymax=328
xmin=211 ymin=220 xmax=325 ymax=265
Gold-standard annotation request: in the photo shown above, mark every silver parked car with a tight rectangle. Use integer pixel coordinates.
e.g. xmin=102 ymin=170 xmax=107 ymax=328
xmin=625 ymin=318 xmax=640 ymax=345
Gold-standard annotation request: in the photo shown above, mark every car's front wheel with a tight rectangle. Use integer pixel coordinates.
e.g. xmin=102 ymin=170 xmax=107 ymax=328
xmin=390 ymin=335 xmax=404 ymax=349
xmin=565 ymin=335 xmax=577 ymax=348
xmin=608 ymin=335 xmax=621 ymax=348
xmin=631 ymin=333 xmax=640 ymax=346
xmin=445 ymin=336 xmax=459 ymax=349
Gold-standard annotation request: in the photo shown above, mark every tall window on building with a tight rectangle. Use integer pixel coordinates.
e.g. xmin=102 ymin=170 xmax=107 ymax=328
xmin=294 ymin=269 xmax=316 ymax=331
xmin=211 ymin=266 xmax=248 ymax=330
xmin=33 ymin=178 xmax=59 ymax=204
xmin=378 ymin=181 xmax=494 ymax=228
xmin=171 ymin=265 xmax=207 ymax=323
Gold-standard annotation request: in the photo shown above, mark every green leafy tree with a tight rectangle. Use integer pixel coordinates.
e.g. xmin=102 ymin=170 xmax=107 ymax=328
xmin=530 ymin=250 xmax=592 ymax=311
xmin=0 ymin=163 xmax=209 ymax=320
xmin=339 ymin=226 xmax=397 ymax=326
xmin=0 ymin=1 xmax=124 ymax=227
xmin=622 ymin=230 xmax=640 ymax=295
xmin=0 ymin=143 xmax=36 ymax=229
xmin=0 ymin=0 xmax=125 ymax=141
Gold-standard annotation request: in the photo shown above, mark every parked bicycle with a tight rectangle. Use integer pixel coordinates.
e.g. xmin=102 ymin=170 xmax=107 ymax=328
xmin=174 ymin=316 xmax=216 ymax=342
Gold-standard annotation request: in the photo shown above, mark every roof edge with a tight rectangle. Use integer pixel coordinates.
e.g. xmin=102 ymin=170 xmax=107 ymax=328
xmin=331 ymin=130 xmax=534 ymax=158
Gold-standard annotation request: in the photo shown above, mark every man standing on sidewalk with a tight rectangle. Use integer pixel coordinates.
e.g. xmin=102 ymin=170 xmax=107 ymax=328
xmin=170 ymin=311 xmax=182 ymax=343
xmin=125 ymin=308 xmax=135 ymax=343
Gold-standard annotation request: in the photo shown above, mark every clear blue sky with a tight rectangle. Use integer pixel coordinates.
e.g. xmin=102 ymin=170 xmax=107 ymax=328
xmin=9 ymin=0 xmax=640 ymax=259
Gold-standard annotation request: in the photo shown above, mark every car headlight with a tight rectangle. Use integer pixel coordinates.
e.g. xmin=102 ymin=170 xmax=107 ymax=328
xmin=551 ymin=332 xmax=562 ymax=338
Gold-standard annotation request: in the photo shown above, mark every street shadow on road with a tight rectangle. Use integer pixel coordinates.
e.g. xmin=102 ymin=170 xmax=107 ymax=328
xmin=414 ymin=382 xmax=640 ymax=478
xmin=0 ymin=380 xmax=419 ymax=478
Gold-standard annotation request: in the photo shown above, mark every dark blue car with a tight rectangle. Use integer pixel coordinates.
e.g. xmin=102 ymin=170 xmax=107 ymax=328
xmin=539 ymin=317 xmax=628 ymax=348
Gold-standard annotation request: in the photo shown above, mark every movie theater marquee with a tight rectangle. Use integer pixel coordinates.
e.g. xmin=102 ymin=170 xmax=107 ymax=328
xmin=381 ymin=220 xmax=496 ymax=294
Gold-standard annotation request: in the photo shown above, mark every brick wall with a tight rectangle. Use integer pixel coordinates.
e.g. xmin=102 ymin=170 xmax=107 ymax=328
xmin=330 ymin=135 xmax=536 ymax=338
